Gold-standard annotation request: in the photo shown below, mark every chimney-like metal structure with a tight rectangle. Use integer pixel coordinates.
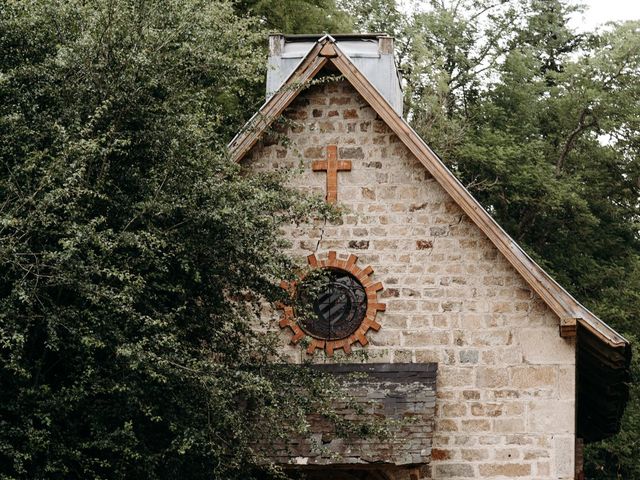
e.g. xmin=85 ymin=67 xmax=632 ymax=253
xmin=267 ymin=34 xmax=403 ymax=116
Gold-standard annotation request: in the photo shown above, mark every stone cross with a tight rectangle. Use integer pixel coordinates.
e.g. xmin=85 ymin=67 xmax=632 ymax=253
xmin=312 ymin=145 xmax=352 ymax=204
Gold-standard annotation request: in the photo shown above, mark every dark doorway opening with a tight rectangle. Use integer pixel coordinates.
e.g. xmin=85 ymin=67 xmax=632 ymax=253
xmin=288 ymin=468 xmax=393 ymax=480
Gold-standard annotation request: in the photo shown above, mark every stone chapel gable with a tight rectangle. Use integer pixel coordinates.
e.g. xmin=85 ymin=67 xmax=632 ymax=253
xmin=230 ymin=34 xmax=630 ymax=480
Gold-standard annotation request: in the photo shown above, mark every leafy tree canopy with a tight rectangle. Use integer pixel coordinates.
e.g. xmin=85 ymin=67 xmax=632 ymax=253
xmin=235 ymin=0 xmax=353 ymax=34
xmin=0 ymin=1 xmax=345 ymax=478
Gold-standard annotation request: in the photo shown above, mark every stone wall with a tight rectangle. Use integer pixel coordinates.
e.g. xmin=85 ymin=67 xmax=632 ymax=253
xmin=242 ymin=79 xmax=576 ymax=479
xmin=271 ymin=364 xmax=436 ymax=468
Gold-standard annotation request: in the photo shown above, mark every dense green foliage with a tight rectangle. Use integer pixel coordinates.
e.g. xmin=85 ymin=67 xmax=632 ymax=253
xmin=235 ymin=0 xmax=353 ymax=33
xmin=348 ymin=0 xmax=640 ymax=476
xmin=0 ymin=1 xmax=346 ymax=478
xmin=2 ymin=0 xmax=640 ymax=478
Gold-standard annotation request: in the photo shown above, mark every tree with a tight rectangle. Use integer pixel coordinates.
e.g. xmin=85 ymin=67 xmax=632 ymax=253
xmin=0 ymin=1 xmax=340 ymax=478
xmin=235 ymin=0 xmax=353 ymax=34
xmin=344 ymin=0 xmax=530 ymax=158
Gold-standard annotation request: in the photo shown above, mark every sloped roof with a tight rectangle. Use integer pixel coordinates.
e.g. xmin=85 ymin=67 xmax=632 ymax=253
xmin=229 ymin=35 xmax=630 ymax=440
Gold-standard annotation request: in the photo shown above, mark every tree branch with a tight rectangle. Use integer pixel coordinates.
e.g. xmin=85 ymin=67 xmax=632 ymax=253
xmin=556 ymin=108 xmax=598 ymax=176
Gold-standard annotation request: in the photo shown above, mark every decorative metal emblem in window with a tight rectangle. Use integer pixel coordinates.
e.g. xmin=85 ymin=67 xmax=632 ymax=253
xmin=299 ymin=270 xmax=367 ymax=340
xmin=278 ymin=251 xmax=385 ymax=356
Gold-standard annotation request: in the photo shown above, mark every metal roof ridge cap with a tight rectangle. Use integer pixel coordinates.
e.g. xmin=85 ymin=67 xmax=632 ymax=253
xmin=283 ymin=33 xmax=389 ymax=40
xmin=317 ymin=34 xmax=336 ymax=44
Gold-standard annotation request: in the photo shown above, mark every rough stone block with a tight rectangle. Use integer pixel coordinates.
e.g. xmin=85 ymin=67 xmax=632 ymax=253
xmin=461 ymin=419 xmax=491 ymax=432
xmin=442 ymin=403 xmax=467 ymax=418
xmin=403 ymin=330 xmax=450 ymax=346
xmin=537 ymin=461 xmax=551 ymax=476
xmin=369 ymin=330 xmax=401 ymax=346
xmin=478 ymin=463 xmax=531 ymax=477
xmin=416 ymin=240 xmax=433 ymax=250
xmin=459 ymin=350 xmax=479 ymax=364
xmin=527 ymin=401 xmax=574 ymax=433
xmin=343 ymin=109 xmax=359 ymax=119
xmin=494 ymin=447 xmax=521 ymax=461
xmin=494 ymin=418 xmax=525 ymax=433
xmin=554 ymin=435 xmax=575 ymax=477
xmin=523 ymin=448 xmax=549 ymax=460
xmin=558 ymin=365 xmax=575 ymax=399
xmin=510 ymin=366 xmax=557 ymax=388
xmin=476 ymin=367 xmax=509 ymax=388
xmin=471 ymin=403 xmax=502 ymax=417
xmin=437 ymin=366 xmax=474 ymax=388
xmin=431 ymin=448 xmax=452 ymax=461
xmin=304 ymin=146 xmax=323 ymax=158
xmin=462 ymin=390 xmax=481 ymax=400
xmin=434 ymin=464 xmax=474 ymax=477
xmin=516 ymin=328 xmax=574 ymax=364
xmin=348 ymin=240 xmax=370 ymax=250
xmin=438 ymin=419 xmax=459 ymax=432
xmin=470 ymin=330 xmax=512 ymax=346
xmin=461 ymin=448 xmax=489 ymax=461
xmin=338 ymin=146 xmax=364 ymax=159
xmin=415 ymin=350 xmax=443 ymax=363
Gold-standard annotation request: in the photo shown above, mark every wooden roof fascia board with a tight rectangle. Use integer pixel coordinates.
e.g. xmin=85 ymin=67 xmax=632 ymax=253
xmin=229 ymin=44 xmax=328 ymax=163
xmin=578 ymin=316 xmax=627 ymax=350
xmin=326 ymin=48 xmax=629 ymax=350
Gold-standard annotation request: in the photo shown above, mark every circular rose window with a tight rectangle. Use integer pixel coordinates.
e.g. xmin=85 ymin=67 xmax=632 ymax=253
xmin=278 ymin=251 xmax=385 ymax=356
xmin=299 ymin=270 xmax=368 ymax=340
